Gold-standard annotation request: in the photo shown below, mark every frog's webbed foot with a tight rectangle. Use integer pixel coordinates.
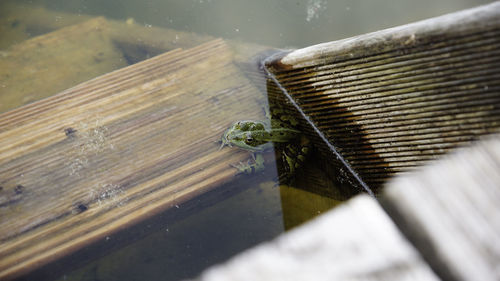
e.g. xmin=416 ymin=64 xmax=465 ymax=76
xmin=276 ymin=136 xmax=311 ymax=185
xmin=230 ymin=153 xmax=265 ymax=174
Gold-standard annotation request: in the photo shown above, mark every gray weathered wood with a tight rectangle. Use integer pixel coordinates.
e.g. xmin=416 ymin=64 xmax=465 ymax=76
xmin=194 ymin=195 xmax=440 ymax=281
xmin=382 ymin=134 xmax=500 ymax=281
xmin=264 ymin=1 xmax=500 ymax=190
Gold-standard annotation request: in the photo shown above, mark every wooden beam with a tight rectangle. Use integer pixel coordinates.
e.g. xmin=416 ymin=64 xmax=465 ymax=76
xmin=195 ymin=195 xmax=440 ymax=281
xmin=0 ymin=4 xmax=218 ymax=114
xmin=264 ymin=2 xmax=500 ymax=190
xmin=0 ymin=17 xmax=128 ymax=113
xmin=0 ymin=38 xmax=266 ymax=280
xmin=0 ymin=4 xmax=269 ymax=113
xmin=382 ymin=134 xmax=500 ymax=281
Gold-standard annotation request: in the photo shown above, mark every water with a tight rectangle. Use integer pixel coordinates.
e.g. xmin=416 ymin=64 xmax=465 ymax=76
xmin=0 ymin=0 xmax=490 ymax=280
xmin=2 ymin=0 xmax=491 ymax=51
xmin=49 ymin=177 xmax=286 ymax=281
xmin=0 ymin=0 xmax=490 ymax=111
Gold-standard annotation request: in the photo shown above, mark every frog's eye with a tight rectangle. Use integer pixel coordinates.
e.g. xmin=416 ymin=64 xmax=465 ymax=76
xmin=246 ymin=137 xmax=254 ymax=143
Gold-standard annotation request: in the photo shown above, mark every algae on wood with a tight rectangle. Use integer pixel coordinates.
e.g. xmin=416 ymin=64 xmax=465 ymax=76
xmin=0 ymin=17 xmax=128 ymax=113
xmin=265 ymin=2 xmax=500 ymax=191
xmin=0 ymin=39 xmax=266 ymax=280
xmin=0 ymin=3 xmax=215 ymax=114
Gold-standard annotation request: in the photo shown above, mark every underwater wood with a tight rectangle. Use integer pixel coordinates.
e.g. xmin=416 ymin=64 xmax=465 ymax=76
xmin=0 ymin=39 xmax=265 ymax=280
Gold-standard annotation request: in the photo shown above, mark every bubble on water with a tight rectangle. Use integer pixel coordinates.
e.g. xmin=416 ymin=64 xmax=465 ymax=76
xmin=306 ymin=0 xmax=327 ymax=22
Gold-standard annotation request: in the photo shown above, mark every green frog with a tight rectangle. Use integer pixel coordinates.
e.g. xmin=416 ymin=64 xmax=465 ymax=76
xmin=220 ymin=106 xmax=310 ymax=183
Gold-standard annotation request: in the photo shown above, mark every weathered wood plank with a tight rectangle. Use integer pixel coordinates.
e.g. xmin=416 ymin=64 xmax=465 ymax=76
xmin=0 ymin=17 xmax=129 ymax=113
xmin=0 ymin=2 xmax=214 ymax=53
xmin=195 ymin=195 xmax=440 ymax=281
xmin=0 ymin=38 xmax=265 ymax=280
xmin=0 ymin=3 xmax=216 ymax=114
xmin=264 ymin=2 xmax=500 ymax=190
xmin=382 ymin=134 xmax=500 ymax=281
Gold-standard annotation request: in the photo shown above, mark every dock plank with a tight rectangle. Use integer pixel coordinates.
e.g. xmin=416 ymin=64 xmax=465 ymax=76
xmin=0 ymin=38 xmax=265 ymax=280
xmin=264 ymin=2 xmax=500 ymax=190
xmin=196 ymin=195 xmax=440 ymax=281
xmin=383 ymin=134 xmax=500 ymax=281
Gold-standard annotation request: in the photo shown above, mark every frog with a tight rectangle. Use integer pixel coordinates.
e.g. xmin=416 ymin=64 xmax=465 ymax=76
xmin=220 ymin=105 xmax=310 ymax=184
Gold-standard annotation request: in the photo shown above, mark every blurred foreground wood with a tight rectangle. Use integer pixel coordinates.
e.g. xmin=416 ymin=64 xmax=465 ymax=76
xmin=383 ymin=135 xmax=500 ymax=281
xmin=265 ymin=2 xmax=500 ymax=191
xmin=196 ymin=133 xmax=500 ymax=281
xmin=197 ymin=194 xmax=441 ymax=281
xmin=0 ymin=38 xmax=266 ymax=280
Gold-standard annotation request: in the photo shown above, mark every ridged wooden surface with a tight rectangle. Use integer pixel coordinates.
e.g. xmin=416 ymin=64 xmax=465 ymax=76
xmin=0 ymin=39 xmax=264 ymax=280
xmin=265 ymin=2 xmax=500 ymax=190
xmin=0 ymin=4 xmax=216 ymax=114
xmin=383 ymin=134 xmax=500 ymax=281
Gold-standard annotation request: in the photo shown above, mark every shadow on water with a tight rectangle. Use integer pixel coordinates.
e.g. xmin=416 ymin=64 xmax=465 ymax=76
xmin=20 ymin=170 xmax=284 ymax=281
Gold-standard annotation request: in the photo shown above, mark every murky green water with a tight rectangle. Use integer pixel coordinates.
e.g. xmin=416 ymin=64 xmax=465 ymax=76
xmin=0 ymin=0 xmax=490 ymax=112
xmin=12 ymin=0 xmax=490 ymax=48
xmin=0 ymin=0 xmax=491 ymax=280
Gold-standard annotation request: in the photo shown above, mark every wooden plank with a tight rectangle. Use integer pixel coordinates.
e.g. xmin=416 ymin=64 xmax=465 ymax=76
xmin=0 ymin=3 xmax=216 ymax=114
xmin=0 ymin=2 xmax=214 ymax=53
xmin=195 ymin=195 xmax=441 ymax=281
xmin=0 ymin=17 xmax=128 ymax=113
xmin=382 ymin=134 xmax=500 ymax=281
xmin=264 ymin=2 xmax=500 ymax=190
xmin=0 ymin=39 xmax=266 ymax=280
xmin=0 ymin=4 xmax=270 ymax=114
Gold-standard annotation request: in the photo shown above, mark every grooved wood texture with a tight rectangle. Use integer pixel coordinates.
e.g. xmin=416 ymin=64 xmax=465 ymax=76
xmin=265 ymin=2 xmax=500 ymax=190
xmin=0 ymin=39 xmax=264 ymax=280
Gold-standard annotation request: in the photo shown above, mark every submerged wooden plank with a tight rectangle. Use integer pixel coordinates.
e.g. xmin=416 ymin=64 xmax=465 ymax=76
xmin=382 ymin=134 xmax=500 ymax=281
xmin=195 ymin=195 xmax=440 ymax=281
xmin=0 ymin=3 xmax=217 ymax=114
xmin=0 ymin=4 xmax=270 ymax=115
xmin=264 ymin=2 xmax=500 ymax=190
xmin=0 ymin=2 xmax=214 ymax=53
xmin=0 ymin=39 xmax=265 ymax=280
xmin=0 ymin=17 xmax=129 ymax=113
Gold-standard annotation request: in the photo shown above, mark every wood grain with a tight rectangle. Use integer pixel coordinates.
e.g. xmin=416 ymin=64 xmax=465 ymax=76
xmin=0 ymin=17 xmax=128 ymax=113
xmin=383 ymin=134 xmax=500 ymax=281
xmin=0 ymin=4 xmax=215 ymax=114
xmin=264 ymin=2 xmax=500 ymax=190
xmin=0 ymin=39 xmax=266 ymax=280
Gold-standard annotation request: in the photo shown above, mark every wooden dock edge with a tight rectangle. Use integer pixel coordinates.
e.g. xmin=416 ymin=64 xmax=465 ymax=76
xmin=263 ymin=1 xmax=500 ymax=190
xmin=382 ymin=134 xmax=500 ymax=281
xmin=193 ymin=133 xmax=500 ymax=281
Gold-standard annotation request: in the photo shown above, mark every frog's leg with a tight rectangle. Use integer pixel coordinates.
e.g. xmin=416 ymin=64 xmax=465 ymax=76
xmin=231 ymin=153 xmax=265 ymax=174
xmin=278 ymin=136 xmax=311 ymax=183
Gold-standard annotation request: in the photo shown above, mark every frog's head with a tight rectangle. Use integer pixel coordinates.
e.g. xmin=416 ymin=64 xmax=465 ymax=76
xmin=220 ymin=120 xmax=271 ymax=152
xmin=219 ymin=128 xmax=236 ymax=150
